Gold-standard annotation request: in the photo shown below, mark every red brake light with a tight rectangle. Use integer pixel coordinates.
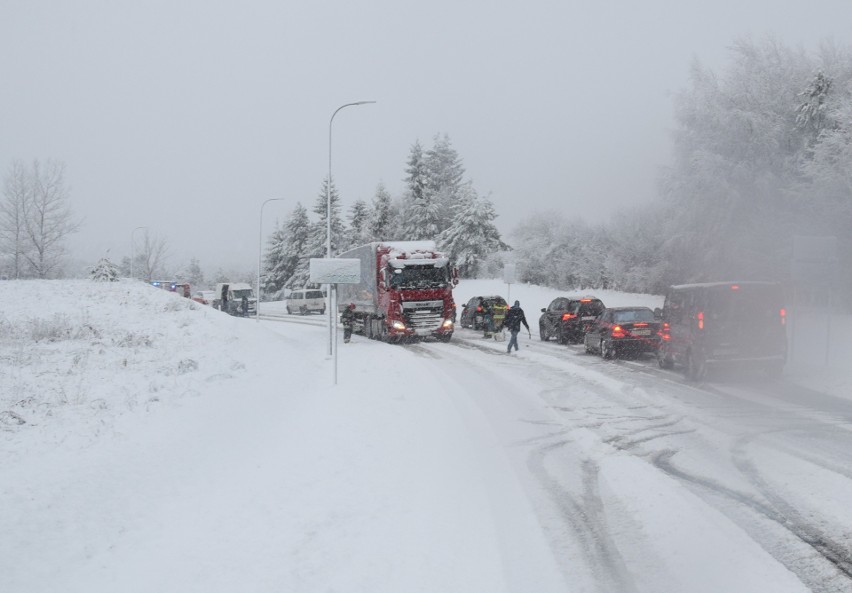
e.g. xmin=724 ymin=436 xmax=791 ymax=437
xmin=580 ymin=298 xmax=592 ymax=302
xmin=730 ymin=284 xmax=740 ymax=290
xmin=476 ymin=305 xmax=482 ymax=312
xmin=634 ymin=322 xmax=648 ymax=327
xmin=780 ymin=308 xmax=786 ymax=326
xmin=659 ymin=321 xmax=671 ymax=340
xmin=562 ymin=312 xmax=577 ymax=321
xmin=697 ymin=311 xmax=704 ymax=330
xmin=611 ymin=325 xmax=625 ymax=338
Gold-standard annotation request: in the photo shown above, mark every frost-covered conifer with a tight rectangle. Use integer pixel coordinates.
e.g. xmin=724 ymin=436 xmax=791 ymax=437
xmin=90 ymin=257 xmax=118 ymax=282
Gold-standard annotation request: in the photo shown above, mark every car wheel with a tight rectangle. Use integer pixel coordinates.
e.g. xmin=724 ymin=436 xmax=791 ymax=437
xmin=320 ymin=308 xmax=325 ymax=315
xmin=601 ymin=340 xmax=614 ymax=360
xmin=539 ymin=324 xmax=548 ymax=341
xmin=658 ymin=353 xmax=674 ymax=369
xmin=299 ymin=306 xmax=307 ymax=316
xmin=557 ymin=328 xmax=567 ymax=345
xmin=286 ymin=306 xmax=292 ymax=315
xmin=584 ymin=339 xmax=593 ymax=354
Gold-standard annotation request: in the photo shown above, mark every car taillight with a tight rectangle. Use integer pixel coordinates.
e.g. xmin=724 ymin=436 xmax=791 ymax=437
xmin=633 ymin=322 xmax=648 ymax=327
xmin=780 ymin=308 xmax=786 ymax=326
xmin=562 ymin=313 xmax=577 ymax=321
xmin=476 ymin=306 xmax=482 ymax=312
xmin=611 ymin=325 xmax=625 ymax=338
xmin=659 ymin=322 xmax=671 ymax=341
xmin=697 ymin=311 xmax=704 ymax=330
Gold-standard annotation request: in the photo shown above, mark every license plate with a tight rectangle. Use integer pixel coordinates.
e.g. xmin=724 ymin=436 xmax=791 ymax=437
xmin=632 ymin=329 xmax=651 ymax=336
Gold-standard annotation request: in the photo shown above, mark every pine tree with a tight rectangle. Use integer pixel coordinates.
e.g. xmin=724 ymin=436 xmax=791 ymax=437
xmin=261 ymin=219 xmax=289 ymax=295
xmin=401 ymin=141 xmax=440 ymax=240
xmin=369 ymin=182 xmax=393 ymax=241
xmin=90 ymin=256 xmax=119 ymax=282
xmin=439 ymin=183 xmax=508 ymax=278
xmin=274 ymin=203 xmax=311 ymax=290
xmin=347 ymin=199 xmax=370 ymax=247
xmin=425 ymin=133 xmax=465 ymax=233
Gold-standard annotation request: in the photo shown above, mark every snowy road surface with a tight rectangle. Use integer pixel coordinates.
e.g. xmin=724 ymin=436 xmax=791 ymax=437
xmin=2 ymin=279 xmax=851 ymax=593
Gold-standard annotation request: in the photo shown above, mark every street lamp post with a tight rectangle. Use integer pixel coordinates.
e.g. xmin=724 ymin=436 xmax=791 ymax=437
xmin=130 ymin=226 xmax=147 ymax=280
xmin=258 ymin=198 xmax=286 ymax=322
xmin=326 ymin=100 xmax=376 ymax=355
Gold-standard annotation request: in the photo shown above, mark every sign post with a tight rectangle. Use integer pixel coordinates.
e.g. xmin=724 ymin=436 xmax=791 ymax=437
xmin=310 ymin=258 xmax=361 ymax=385
xmin=503 ymin=263 xmax=516 ymax=305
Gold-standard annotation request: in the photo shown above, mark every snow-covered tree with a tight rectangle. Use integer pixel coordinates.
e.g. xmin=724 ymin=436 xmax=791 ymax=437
xmin=369 ymin=182 xmax=394 ymax=241
xmin=438 ymin=183 xmax=508 ymax=278
xmin=265 ymin=203 xmax=311 ymax=291
xmin=425 ymin=133 xmax=465 ymax=230
xmin=401 ymin=141 xmax=440 ymax=240
xmin=347 ymin=199 xmax=370 ymax=247
xmin=1 ymin=158 xmax=81 ymax=278
xmin=90 ymin=256 xmax=119 ymax=282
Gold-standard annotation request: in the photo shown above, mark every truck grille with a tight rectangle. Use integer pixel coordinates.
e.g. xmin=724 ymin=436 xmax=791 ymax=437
xmin=402 ymin=300 xmax=444 ymax=334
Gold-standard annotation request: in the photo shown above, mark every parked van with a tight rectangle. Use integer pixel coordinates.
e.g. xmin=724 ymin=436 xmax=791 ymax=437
xmin=213 ymin=282 xmax=257 ymax=316
xmin=286 ymin=289 xmax=326 ymax=315
xmin=656 ymin=281 xmax=787 ymax=380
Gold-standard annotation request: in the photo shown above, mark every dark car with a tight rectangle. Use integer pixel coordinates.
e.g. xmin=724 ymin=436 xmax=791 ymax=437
xmin=584 ymin=306 xmax=662 ymax=359
xmin=656 ymin=282 xmax=788 ymax=380
xmin=459 ymin=295 xmax=508 ymax=330
xmin=539 ymin=296 xmax=605 ymax=344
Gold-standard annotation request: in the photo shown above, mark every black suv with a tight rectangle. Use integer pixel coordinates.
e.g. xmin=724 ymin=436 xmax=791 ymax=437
xmin=459 ymin=295 xmax=508 ymax=330
xmin=539 ymin=296 xmax=605 ymax=344
xmin=656 ymin=282 xmax=788 ymax=380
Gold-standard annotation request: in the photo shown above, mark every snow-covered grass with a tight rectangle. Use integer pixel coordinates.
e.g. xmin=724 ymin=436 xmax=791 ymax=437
xmin=1 ymin=278 xmax=849 ymax=592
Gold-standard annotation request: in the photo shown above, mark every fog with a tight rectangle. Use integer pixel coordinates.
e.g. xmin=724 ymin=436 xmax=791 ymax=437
xmin=1 ymin=0 xmax=851 ymax=277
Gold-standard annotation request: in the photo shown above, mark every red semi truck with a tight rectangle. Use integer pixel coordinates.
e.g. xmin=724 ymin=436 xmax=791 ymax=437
xmin=336 ymin=241 xmax=458 ymax=342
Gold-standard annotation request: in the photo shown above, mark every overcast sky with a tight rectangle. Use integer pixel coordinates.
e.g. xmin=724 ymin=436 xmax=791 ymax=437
xmin=2 ymin=0 xmax=850 ymax=278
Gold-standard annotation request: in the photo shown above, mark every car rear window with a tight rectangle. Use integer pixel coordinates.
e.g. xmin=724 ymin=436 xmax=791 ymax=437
xmin=704 ymin=284 xmax=783 ymax=325
xmin=613 ymin=309 xmax=654 ymax=323
xmin=578 ymin=301 xmax=605 ymax=317
xmin=306 ymin=290 xmax=323 ymax=299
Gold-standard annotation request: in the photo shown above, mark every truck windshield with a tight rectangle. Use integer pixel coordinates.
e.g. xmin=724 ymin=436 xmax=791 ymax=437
xmin=388 ymin=266 xmax=448 ymax=289
xmin=232 ymin=289 xmax=254 ymax=299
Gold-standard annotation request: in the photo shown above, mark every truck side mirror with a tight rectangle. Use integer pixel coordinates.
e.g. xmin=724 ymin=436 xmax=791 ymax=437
xmin=452 ymin=267 xmax=459 ymax=286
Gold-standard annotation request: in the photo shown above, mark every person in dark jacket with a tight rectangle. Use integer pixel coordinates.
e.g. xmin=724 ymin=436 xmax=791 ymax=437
xmin=504 ymin=300 xmax=530 ymax=353
xmin=341 ymin=303 xmax=356 ymax=343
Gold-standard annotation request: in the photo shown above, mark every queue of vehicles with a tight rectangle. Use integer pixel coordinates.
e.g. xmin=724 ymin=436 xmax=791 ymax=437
xmin=173 ymin=236 xmax=788 ymax=381
xmin=462 ymin=281 xmax=788 ymax=382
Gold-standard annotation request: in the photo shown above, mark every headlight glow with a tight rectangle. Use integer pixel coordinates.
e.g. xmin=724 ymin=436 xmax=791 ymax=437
xmin=392 ymin=320 xmax=406 ymax=331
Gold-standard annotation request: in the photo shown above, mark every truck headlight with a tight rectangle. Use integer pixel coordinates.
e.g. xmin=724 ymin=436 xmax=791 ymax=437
xmin=392 ymin=320 xmax=406 ymax=331
xmin=442 ymin=319 xmax=454 ymax=329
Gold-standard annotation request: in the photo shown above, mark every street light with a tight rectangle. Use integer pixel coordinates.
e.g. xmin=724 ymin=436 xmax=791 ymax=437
xmin=326 ymin=100 xmax=376 ymax=355
xmin=130 ymin=226 xmax=147 ymax=280
xmin=258 ymin=198 xmax=286 ymax=322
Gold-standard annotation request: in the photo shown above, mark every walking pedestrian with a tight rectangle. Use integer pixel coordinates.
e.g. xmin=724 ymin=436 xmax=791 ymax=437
xmin=504 ymin=300 xmax=530 ymax=353
xmin=341 ymin=303 xmax=356 ymax=343
xmin=482 ymin=301 xmax=494 ymax=338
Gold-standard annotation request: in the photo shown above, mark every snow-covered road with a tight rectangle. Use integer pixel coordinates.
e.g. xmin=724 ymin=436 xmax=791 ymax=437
xmin=3 ymin=279 xmax=852 ymax=593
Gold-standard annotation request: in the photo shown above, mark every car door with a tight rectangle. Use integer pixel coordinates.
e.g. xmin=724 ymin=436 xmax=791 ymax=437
xmin=584 ymin=310 xmax=607 ymax=351
xmin=543 ymin=298 xmax=567 ymax=337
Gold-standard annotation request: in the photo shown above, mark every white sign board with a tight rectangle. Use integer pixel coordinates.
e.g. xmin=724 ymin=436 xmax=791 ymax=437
xmin=310 ymin=258 xmax=361 ymax=284
xmin=503 ymin=263 xmax=516 ymax=284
